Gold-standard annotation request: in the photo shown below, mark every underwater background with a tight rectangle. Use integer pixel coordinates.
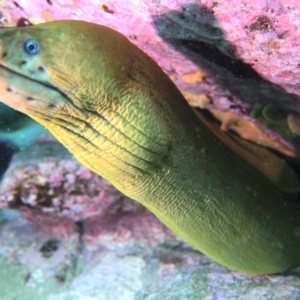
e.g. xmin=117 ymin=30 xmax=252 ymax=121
xmin=0 ymin=0 xmax=300 ymax=299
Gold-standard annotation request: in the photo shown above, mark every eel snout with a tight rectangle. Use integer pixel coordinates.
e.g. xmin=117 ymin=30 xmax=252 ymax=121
xmin=0 ymin=27 xmax=63 ymax=115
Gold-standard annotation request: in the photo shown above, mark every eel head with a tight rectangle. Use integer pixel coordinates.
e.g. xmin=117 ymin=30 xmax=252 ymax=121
xmin=0 ymin=20 xmax=173 ymax=194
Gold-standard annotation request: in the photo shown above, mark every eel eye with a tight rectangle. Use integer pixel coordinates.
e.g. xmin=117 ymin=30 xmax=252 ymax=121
xmin=23 ymin=39 xmax=40 ymax=55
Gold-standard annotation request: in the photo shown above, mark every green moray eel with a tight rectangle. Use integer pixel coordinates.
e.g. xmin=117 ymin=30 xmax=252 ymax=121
xmin=0 ymin=20 xmax=300 ymax=274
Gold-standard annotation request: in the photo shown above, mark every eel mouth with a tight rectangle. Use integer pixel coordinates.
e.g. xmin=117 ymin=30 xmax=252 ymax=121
xmin=0 ymin=63 xmax=72 ymax=115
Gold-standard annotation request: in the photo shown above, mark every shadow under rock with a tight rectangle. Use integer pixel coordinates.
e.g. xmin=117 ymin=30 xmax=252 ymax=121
xmin=153 ymin=4 xmax=300 ymax=115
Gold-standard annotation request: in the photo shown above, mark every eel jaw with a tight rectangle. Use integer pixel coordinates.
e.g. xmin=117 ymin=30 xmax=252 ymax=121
xmin=0 ymin=63 xmax=68 ymax=122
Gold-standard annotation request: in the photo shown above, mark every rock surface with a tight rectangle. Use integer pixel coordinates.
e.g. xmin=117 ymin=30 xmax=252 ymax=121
xmin=1 ymin=205 xmax=300 ymax=299
xmin=0 ymin=142 xmax=300 ymax=299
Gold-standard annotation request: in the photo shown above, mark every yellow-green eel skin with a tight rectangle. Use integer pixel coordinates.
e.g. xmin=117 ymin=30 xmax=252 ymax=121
xmin=0 ymin=20 xmax=300 ymax=274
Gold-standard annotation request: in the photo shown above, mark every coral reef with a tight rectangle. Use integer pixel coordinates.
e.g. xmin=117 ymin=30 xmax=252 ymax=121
xmin=0 ymin=142 xmax=142 ymax=237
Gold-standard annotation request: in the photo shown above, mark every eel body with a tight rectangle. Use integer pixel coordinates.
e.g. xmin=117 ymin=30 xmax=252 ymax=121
xmin=0 ymin=20 xmax=300 ymax=274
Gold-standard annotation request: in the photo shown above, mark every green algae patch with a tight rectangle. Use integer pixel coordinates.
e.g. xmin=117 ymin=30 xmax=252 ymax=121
xmin=0 ymin=257 xmax=64 ymax=300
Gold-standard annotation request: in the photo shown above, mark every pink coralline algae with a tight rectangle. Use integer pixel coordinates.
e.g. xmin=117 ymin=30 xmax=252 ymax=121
xmin=1 ymin=0 xmax=300 ymax=156
xmin=0 ymin=142 xmax=141 ymax=237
